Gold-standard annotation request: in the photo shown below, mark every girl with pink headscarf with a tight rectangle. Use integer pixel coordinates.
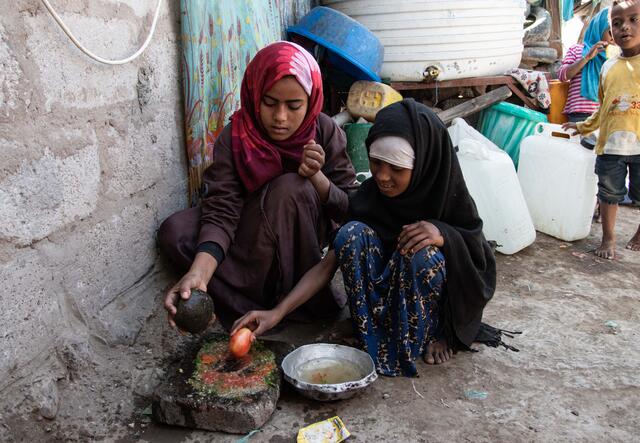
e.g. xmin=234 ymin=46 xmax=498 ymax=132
xmin=159 ymin=41 xmax=357 ymax=330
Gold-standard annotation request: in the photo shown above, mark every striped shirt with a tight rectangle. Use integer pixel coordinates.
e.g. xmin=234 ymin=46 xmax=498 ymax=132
xmin=557 ymin=44 xmax=600 ymax=115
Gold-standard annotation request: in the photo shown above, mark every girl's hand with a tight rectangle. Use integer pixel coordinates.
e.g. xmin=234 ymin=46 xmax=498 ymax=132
xmin=231 ymin=309 xmax=284 ymax=337
xmin=561 ymin=121 xmax=579 ymax=136
xmin=298 ymin=139 xmax=325 ymax=178
xmin=397 ymin=221 xmax=444 ymax=255
xmin=585 ymin=41 xmax=608 ymax=61
xmin=164 ymin=272 xmax=208 ymax=333
xmin=164 ymin=253 xmax=216 ymax=332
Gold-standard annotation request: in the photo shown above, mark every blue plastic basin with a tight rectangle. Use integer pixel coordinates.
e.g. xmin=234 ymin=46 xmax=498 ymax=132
xmin=288 ymin=6 xmax=383 ymax=82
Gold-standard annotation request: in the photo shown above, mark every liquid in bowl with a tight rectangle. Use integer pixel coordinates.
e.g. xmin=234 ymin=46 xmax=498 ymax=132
xmin=296 ymin=358 xmax=363 ymax=385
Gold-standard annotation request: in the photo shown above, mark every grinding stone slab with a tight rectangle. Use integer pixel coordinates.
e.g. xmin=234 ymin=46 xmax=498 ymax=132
xmin=152 ymin=333 xmax=293 ymax=434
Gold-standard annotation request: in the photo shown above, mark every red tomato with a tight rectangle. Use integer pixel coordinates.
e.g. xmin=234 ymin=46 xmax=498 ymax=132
xmin=229 ymin=327 xmax=254 ymax=358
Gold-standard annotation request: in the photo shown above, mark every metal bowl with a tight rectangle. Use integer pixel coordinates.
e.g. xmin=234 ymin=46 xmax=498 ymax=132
xmin=281 ymin=343 xmax=377 ymax=401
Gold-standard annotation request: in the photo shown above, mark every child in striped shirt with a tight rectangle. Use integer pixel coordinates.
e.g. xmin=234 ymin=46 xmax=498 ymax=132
xmin=558 ymin=8 xmax=613 ymax=123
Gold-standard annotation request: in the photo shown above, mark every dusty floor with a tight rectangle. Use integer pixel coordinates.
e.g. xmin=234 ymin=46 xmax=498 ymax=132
xmin=2 ymin=206 xmax=639 ymax=442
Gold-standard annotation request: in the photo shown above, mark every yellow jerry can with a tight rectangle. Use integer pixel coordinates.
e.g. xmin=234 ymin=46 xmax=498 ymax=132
xmin=347 ymin=81 xmax=402 ymax=122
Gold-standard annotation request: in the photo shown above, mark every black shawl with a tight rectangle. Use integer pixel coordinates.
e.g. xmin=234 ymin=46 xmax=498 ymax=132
xmin=348 ymin=98 xmax=497 ymax=349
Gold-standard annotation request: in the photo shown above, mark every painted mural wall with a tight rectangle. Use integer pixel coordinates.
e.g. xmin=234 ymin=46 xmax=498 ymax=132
xmin=181 ymin=0 xmax=314 ymax=205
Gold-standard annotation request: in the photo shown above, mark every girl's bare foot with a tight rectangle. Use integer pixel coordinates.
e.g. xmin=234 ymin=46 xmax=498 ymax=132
xmin=626 ymin=227 xmax=640 ymax=251
xmin=423 ymin=339 xmax=453 ymax=365
xmin=595 ymin=239 xmax=616 ymax=260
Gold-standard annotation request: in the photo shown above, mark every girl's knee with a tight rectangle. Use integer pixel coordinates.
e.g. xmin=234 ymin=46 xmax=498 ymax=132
xmin=261 ymin=173 xmax=320 ymax=224
xmin=265 ymin=173 xmax=316 ymax=206
xmin=157 ymin=207 xmax=200 ymax=256
xmin=405 ymin=245 xmax=445 ymax=269
xmin=334 ymin=221 xmax=372 ymax=251
xmin=157 ymin=214 xmax=180 ymax=253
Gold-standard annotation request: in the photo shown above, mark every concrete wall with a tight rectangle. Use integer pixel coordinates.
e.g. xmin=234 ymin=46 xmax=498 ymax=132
xmin=0 ymin=0 xmax=185 ymax=394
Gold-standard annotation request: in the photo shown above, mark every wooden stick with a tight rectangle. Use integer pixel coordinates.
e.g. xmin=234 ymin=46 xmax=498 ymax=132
xmin=505 ymin=83 xmax=541 ymax=111
xmin=437 ymin=86 xmax=512 ymax=125
xmin=547 ymin=0 xmax=563 ymax=58
xmin=412 ymin=380 xmax=425 ymax=399
xmin=391 ymin=75 xmax=515 ymax=91
xmin=577 ymin=3 xmax=601 ymax=43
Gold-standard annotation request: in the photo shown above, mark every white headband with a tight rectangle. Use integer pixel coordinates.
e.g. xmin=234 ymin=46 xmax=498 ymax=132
xmin=369 ymin=136 xmax=415 ymax=170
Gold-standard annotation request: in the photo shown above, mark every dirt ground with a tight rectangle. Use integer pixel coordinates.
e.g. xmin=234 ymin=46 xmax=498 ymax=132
xmin=2 ymin=206 xmax=639 ymax=443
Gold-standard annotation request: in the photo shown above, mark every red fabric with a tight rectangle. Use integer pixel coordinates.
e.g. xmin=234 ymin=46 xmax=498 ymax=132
xmin=230 ymin=41 xmax=324 ymax=193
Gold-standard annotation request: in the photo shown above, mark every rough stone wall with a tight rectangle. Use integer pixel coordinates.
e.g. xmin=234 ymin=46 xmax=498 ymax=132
xmin=0 ymin=0 xmax=185 ymax=396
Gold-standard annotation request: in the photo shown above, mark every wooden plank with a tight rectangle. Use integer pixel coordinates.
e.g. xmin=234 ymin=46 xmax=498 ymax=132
xmin=390 ymin=75 xmax=514 ymax=91
xmin=391 ymin=74 xmax=552 ymax=92
xmin=547 ymin=0 xmax=563 ymax=58
xmin=390 ymin=73 xmax=549 ymax=111
xmin=506 ymin=83 xmax=541 ymax=111
xmin=577 ymin=3 xmax=601 ymax=43
xmin=437 ymin=86 xmax=512 ymax=125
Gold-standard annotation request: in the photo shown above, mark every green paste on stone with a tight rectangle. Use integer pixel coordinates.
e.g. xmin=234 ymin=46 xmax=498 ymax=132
xmin=188 ymin=336 xmax=278 ymax=399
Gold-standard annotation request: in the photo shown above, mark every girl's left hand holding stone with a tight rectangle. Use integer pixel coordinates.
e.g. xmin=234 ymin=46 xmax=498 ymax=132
xmin=298 ymin=139 xmax=325 ymax=178
xmin=398 ymin=221 xmax=444 ymax=255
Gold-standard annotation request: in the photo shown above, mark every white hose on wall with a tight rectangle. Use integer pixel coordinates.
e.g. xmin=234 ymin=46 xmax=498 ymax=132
xmin=40 ymin=0 xmax=163 ymax=65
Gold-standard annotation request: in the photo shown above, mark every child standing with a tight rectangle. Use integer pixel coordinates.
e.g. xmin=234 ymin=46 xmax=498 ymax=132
xmin=564 ymin=0 xmax=640 ymax=259
xmin=558 ymin=8 xmax=613 ymax=123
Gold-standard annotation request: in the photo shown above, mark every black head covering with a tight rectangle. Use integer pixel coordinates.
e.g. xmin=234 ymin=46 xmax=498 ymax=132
xmin=348 ymin=98 xmax=496 ymax=349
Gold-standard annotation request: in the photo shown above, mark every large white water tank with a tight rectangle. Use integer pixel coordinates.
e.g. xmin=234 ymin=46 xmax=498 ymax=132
xmin=322 ymin=0 xmax=526 ymax=81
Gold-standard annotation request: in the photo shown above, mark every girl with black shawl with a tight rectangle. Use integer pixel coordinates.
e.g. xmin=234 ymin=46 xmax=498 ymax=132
xmin=232 ymin=99 xmax=500 ymax=377
xmin=335 ymin=98 xmax=496 ymax=376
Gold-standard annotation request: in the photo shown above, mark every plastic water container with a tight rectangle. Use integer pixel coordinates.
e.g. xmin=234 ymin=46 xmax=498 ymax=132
xmin=478 ymin=102 xmax=548 ymax=169
xmin=518 ymin=123 xmax=598 ymax=241
xmin=347 ymin=81 xmax=402 ymax=122
xmin=449 ymin=118 xmax=536 ymax=255
xmin=345 ymin=123 xmax=373 ymax=183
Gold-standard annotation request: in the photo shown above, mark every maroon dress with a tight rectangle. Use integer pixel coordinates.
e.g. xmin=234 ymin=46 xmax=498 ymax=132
xmin=158 ymin=113 xmax=357 ymax=323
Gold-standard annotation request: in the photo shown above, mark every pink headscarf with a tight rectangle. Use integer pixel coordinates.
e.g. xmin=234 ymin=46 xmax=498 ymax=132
xmin=230 ymin=41 xmax=324 ymax=193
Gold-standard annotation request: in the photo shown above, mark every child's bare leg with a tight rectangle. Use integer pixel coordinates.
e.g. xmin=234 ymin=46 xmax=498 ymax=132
xmin=626 ymin=224 xmax=640 ymax=251
xmin=593 ymin=201 xmax=601 ymax=223
xmin=595 ymin=201 xmax=617 ymax=259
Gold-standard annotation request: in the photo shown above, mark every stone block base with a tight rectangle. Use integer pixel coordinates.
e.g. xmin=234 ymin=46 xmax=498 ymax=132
xmin=152 ymin=333 xmax=293 ymax=434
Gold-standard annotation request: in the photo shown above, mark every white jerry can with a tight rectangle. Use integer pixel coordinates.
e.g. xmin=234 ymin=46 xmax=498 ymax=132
xmin=450 ymin=119 xmax=536 ymax=255
xmin=518 ymin=123 xmax=598 ymax=241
